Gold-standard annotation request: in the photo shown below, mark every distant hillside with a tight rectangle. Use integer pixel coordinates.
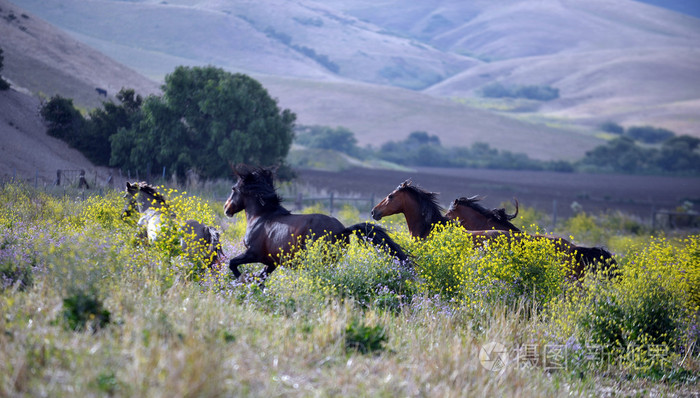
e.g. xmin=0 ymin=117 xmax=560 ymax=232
xmin=0 ymin=89 xmax=109 ymax=182
xmin=325 ymin=0 xmax=700 ymax=136
xmin=635 ymin=0 xmax=700 ymax=18
xmin=3 ymin=0 xmax=699 ymax=163
xmin=0 ymin=0 xmax=160 ymax=109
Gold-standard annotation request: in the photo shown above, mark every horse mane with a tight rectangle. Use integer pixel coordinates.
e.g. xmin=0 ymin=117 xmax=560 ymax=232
xmin=135 ymin=181 xmax=168 ymax=206
xmin=396 ymin=180 xmax=446 ymax=230
xmin=453 ymin=196 xmax=520 ymax=231
xmin=236 ymin=166 xmax=288 ymax=213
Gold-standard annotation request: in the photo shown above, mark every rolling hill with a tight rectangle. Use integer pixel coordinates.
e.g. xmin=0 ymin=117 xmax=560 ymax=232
xmin=2 ymin=0 xmax=699 ymax=170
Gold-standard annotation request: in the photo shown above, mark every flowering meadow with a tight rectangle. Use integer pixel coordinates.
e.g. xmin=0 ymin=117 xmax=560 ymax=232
xmin=0 ymin=183 xmax=698 ymax=396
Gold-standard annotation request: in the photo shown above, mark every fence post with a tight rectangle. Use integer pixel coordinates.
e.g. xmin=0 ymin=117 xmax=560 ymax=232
xmin=329 ymin=192 xmax=334 ymax=216
xmin=296 ymin=193 xmax=303 ymax=211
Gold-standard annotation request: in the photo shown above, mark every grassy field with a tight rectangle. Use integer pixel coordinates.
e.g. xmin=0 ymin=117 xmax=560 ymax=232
xmin=1 ymin=183 xmax=698 ymax=396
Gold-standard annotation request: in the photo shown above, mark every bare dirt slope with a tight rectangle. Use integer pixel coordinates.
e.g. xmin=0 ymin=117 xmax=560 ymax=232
xmin=0 ymin=0 xmax=160 ymax=109
xmin=0 ymin=89 xmax=110 ymax=183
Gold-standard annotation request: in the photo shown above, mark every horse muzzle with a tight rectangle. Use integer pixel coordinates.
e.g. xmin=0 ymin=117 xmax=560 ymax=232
xmin=371 ymin=209 xmax=382 ymax=221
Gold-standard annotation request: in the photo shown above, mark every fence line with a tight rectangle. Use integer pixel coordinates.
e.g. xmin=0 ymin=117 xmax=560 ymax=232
xmin=3 ymin=170 xmax=699 ymax=231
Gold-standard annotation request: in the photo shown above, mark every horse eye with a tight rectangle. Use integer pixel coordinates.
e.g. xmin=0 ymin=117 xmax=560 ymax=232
xmin=388 ymin=194 xmax=393 ymax=200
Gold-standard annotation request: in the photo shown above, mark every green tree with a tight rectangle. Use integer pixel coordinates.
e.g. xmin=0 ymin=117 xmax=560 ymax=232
xmin=296 ymin=125 xmax=359 ymax=156
xmin=111 ymin=66 xmax=296 ymax=179
xmin=600 ymin=121 xmax=624 ymax=135
xmin=625 ymin=125 xmax=675 ymax=144
xmin=580 ymin=137 xmax=650 ymax=173
xmin=40 ymin=95 xmax=86 ymax=145
xmin=0 ymin=47 xmax=10 ymax=90
xmin=84 ymin=88 xmax=143 ymax=166
xmin=654 ymin=135 xmax=700 ymax=173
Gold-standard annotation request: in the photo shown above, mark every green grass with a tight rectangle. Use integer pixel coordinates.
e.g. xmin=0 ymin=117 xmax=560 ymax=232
xmin=0 ymin=182 xmax=698 ymax=396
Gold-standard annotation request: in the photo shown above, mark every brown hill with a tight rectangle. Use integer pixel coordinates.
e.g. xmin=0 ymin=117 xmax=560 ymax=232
xmin=0 ymin=0 xmax=160 ymax=109
xmin=0 ymin=0 xmax=159 ymax=181
xmin=0 ymin=89 xmax=109 ymax=183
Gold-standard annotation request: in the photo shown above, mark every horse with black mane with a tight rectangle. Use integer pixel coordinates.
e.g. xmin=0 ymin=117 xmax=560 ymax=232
xmin=445 ymin=197 xmax=616 ymax=277
xmin=447 ymin=196 xmax=520 ymax=232
xmin=122 ymin=181 xmax=223 ymax=267
xmin=370 ymin=180 xmax=506 ymax=244
xmin=223 ymin=166 xmax=409 ymax=283
xmin=372 ymin=180 xmax=615 ymax=278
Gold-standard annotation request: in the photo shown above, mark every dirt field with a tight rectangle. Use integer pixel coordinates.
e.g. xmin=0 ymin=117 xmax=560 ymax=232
xmin=296 ymin=167 xmax=700 ymax=221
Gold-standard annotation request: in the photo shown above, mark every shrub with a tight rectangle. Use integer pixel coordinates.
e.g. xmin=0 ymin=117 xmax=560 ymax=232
xmin=0 ymin=248 xmax=35 ymax=291
xmin=61 ymin=289 xmax=111 ymax=331
xmin=550 ymin=235 xmax=700 ymax=370
xmin=272 ymin=236 xmax=413 ymax=308
xmin=345 ymin=318 xmax=387 ymax=354
xmin=563 ymin=212 xmax=607 ymax=246
xmin=481 ymin=82 xmax=559 ymax=101
xmin=410 ymin=223 xmax=567 ymax=309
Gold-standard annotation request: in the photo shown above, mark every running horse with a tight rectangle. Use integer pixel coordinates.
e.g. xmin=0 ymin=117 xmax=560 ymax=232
xmin=446 ymin=197 xmax=616 ymax=277
xmin=223 ymin=166 xmax=410 ymax=283
xmin=371 ymin=180 xmax=615 ymax=277
xmin=122 ymin=181 xmax=223 ymax=267
xmin=446 ymin=196 xmax=520 ymax=232
xmin=370 ymin=180 xmax=507 ymax=244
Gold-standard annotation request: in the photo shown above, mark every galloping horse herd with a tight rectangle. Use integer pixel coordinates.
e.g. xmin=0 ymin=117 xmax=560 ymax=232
xmin=122 ymin=165 xmax=615 ymax=285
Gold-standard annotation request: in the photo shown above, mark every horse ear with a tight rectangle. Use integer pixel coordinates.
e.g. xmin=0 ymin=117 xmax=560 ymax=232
xmin=233 ymin=163 xmax=249 ymax=179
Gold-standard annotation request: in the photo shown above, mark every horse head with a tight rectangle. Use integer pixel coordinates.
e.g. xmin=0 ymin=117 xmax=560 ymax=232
xmin=224 ymin=166 xmax=282 ymax=217
xmin=371 ymin=180 xmax=414 ymax=220
xmin=121 ymin=182 xmax=141 ymax=219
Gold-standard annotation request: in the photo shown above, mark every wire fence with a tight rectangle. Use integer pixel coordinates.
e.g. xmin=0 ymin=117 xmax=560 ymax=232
xmin=2 ymin=169 xmax=699 ymax=231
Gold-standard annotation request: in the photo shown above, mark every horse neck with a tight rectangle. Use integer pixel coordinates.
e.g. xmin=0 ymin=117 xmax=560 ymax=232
xmin=402 ymin=196 xmax=445 ymax=239
xmin=137 ymin=195 xmax=165 ymax=213
xmin=242 ymin=196 xmax=288 ymax=223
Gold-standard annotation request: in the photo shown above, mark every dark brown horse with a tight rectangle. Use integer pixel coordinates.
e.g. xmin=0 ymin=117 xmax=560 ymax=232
xmin=446 ymin=197 xmax=616 ymax=277
xmin=224 ymin=167 xmax=409 ymax=282
xmin=446 ymin=196 xmax=520 ymax=232
xmin=372 ymin=180 xmax=614 ymax=277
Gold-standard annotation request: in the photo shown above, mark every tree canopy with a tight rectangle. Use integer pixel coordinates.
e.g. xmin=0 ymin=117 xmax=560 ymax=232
xmin=110 ymin=66 xmax=296 ymax=179
xmin=295 ymin=125 xmax=360 ymax=156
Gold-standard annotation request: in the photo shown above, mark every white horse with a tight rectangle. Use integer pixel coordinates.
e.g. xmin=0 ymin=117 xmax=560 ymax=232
xmin=122 ymin=182 xmax=223 ymax=267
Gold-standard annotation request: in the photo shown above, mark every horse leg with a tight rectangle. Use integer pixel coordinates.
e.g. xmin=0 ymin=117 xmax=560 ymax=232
xmin=255 ymin=264 xmax=278 ymax=287
xmin=228 ymin=250 xmax=260 ymax=279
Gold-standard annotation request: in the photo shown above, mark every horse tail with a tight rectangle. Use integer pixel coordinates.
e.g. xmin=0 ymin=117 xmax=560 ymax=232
xmin=573 ymin=246 xmax=617 ymax=276
xmin=508 ymin=198 xmax=519 ymax=220
xmin=341 ymin=222 xmax=410 ymax=264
